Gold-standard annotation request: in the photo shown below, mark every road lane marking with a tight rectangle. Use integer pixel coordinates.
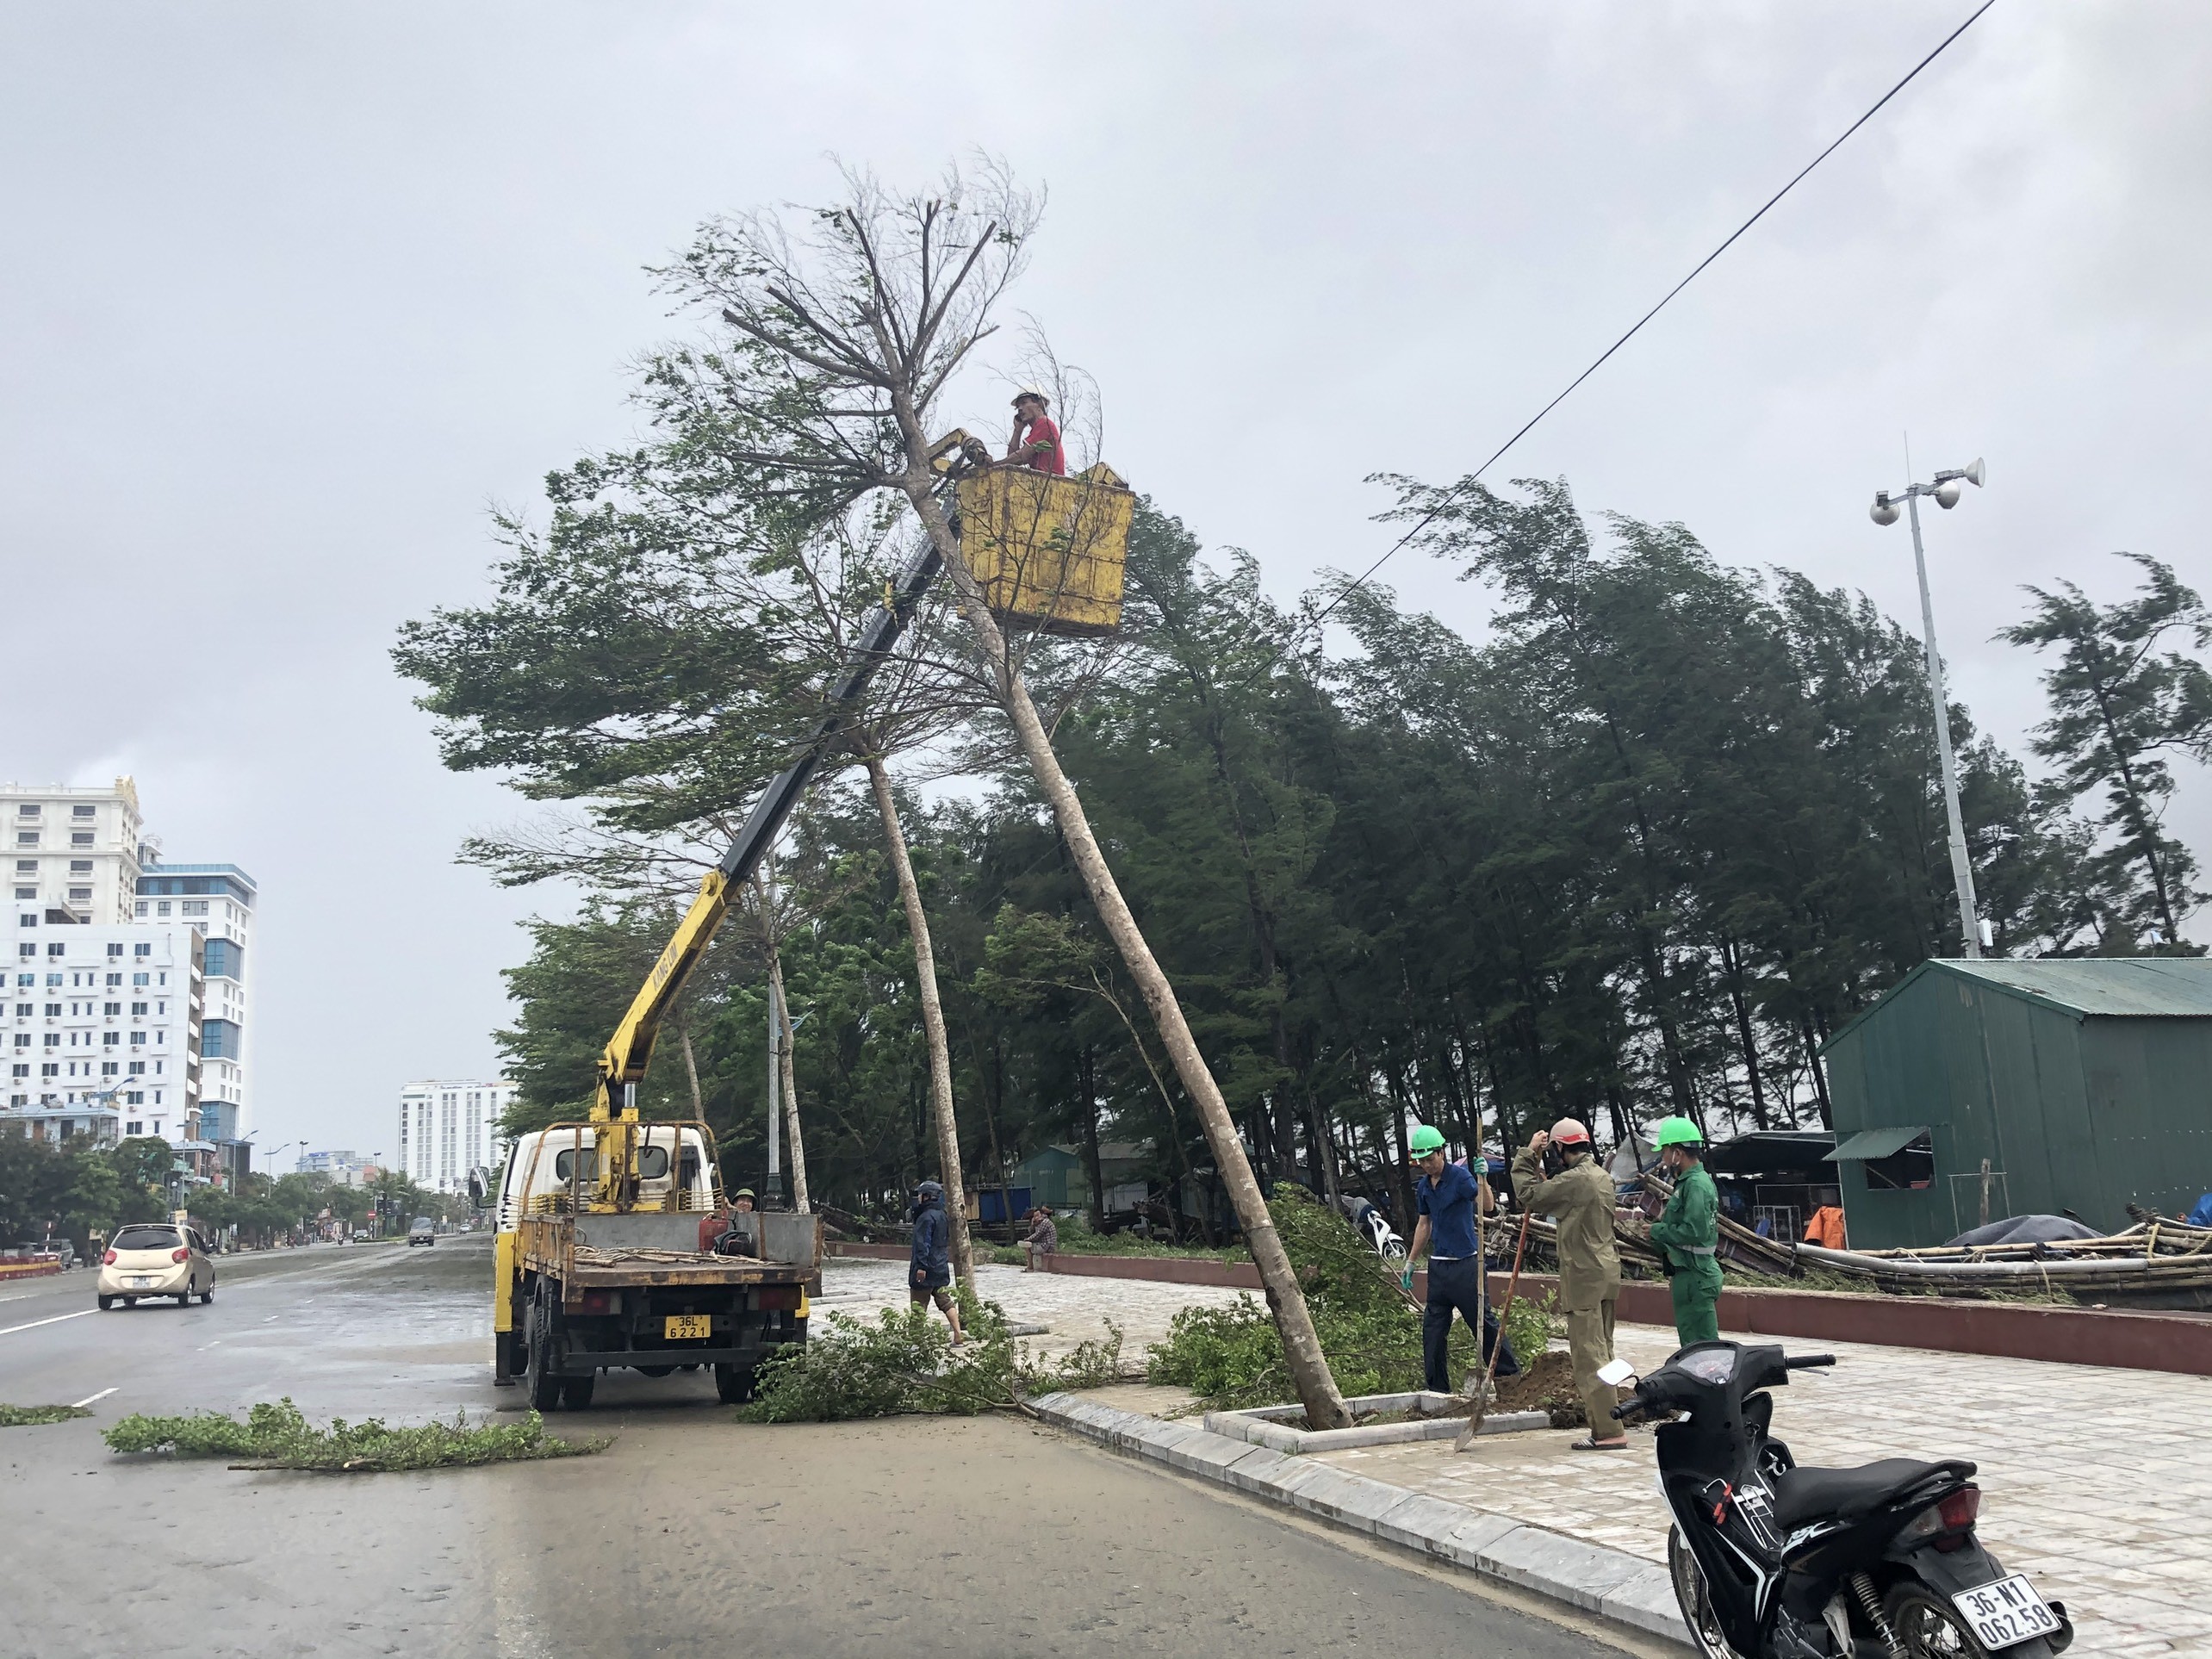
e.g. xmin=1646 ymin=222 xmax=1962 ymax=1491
xmin=0 ymin=1309 xmax=96 ymax=1337
xmin=71 ymin=1387 xmax=116 ymax=1408
xmin=198 ymin=1340 xmax=223 ymax=1351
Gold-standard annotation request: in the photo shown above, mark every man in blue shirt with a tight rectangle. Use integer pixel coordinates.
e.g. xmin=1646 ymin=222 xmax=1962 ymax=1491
xmin=1407 ymin=1124 xmax=1519 ymax=1395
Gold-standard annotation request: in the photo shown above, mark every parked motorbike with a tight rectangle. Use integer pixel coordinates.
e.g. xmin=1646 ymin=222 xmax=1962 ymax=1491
xmin=1605 ymin=1343 xmax=2071 ymax=1657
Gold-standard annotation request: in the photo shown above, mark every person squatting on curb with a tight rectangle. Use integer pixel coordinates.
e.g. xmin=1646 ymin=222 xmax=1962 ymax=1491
xmin=1022 ymin=1205 xmax=1058 ymax=1272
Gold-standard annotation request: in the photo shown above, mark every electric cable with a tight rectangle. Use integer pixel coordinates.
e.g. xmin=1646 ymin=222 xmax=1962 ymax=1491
xmin=1295 ymin=0 xmax=1998 ymax=642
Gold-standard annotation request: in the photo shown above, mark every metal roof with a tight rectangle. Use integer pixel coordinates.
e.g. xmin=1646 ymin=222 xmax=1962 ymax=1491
xmin=1937 ymin=957 xmax=2212 ymax=1018
xmin=1824 ymin=957 xmax=2212 ymax=1052
xmin=1704 ymin=1130 xmax=1836 ymax=1177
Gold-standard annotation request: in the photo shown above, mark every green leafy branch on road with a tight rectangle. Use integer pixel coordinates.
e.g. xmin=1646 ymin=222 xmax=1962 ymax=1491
xmin=0 ymin=1403 xmax=91 ymax=1426
xmin=103 ymin=1398 xmax=606 ymax=1471
xmin=742 ymin=1292 xmax=1128 ymax=1423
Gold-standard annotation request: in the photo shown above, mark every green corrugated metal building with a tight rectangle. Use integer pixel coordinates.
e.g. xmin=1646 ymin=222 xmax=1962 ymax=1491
xmin=1820 ymin=958 xmax=2212 ymax=1249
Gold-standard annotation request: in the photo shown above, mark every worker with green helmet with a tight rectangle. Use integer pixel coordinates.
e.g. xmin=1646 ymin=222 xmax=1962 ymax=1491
xmin=1646 ymin=1115 xmax=1723 ymax=1348
xmin=1404 ymin=1123 xmax=1518 ymax=1395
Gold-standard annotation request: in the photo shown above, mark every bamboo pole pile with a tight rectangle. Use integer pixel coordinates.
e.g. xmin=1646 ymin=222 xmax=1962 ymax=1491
xmin=1798 ymin=1218 xmax=2212 ymax=1298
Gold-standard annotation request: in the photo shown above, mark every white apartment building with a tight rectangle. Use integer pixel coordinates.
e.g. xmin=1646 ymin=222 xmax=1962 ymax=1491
xmin=6 ymin=919 xmax=202 ymax=1153
xmin=398 ymin=1079 xmax=516 ymax=1194
xmin=134 ymin=862 xmax=256 ymax=1143
xmin=3 ymin=778 xmax=146 ymax=926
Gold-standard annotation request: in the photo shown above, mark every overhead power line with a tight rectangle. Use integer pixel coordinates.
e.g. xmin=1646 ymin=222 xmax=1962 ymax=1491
xmin=1302 ymin=0 xmax=1998 ymax=637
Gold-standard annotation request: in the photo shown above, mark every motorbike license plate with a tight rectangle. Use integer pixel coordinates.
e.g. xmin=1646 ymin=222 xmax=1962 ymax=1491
xmin=1951 ymin=1575 xmax=2060 ymax=1650
xmin=663 ymin=1314 xmax=711 ymax=1340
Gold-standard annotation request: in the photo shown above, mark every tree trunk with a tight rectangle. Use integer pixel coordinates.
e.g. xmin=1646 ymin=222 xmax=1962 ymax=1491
xmin=678 ymin=1025 xmax=704 ymax=1120
xmin=1080 ymin=1045 xmax=1106 ymax=1230
xmin=1304 ymin=1081 xmax=1342 ymax=1210
xmin=1799 ymin=1010 xmax=1835 ymax=1132
xmin=861 ymin=749 xmax=972 ymax=1283
xmin=898 ymin=466 xmax=1351 ymax=1430
xmin=1720 ymin=936 xmax=1772 ymax=1131
xmin=767 ymin=953 xmax=811 ymax=1215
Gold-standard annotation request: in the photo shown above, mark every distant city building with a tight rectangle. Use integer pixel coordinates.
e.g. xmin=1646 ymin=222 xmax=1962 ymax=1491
xmin=4 ymin=919 xmax=203 ymax=1151
xmin=3 ymin=778 xmax=146 ymax=926
xmin=3 ymin=779 xmax=258 ymax=1170
xmin=134 ymin=862 xmax=255 ymax=1140
xmin=298 ymin=1148 xmax=380 ymax=1187
xmin=398 ymin=1079 xmax=516 ymax=1194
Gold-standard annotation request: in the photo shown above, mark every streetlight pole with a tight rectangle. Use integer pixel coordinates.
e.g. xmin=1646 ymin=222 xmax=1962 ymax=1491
xmin=1871 ymin=459 xmax=1987 ymax=960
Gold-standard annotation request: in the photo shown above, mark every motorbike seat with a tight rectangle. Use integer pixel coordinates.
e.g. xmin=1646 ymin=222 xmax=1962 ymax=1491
xmin=1773 ymin=1457 xmax=1975 ymax=1531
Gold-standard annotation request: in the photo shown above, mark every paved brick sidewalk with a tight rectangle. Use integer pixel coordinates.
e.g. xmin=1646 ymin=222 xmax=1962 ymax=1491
xmin=822 ymin=1260 xmax=2212 ymax=1653
xmin=1314 ymin=1321 xmax=2212 ymax=1657
xmin=817 ymin=1255 xmax=1248 ymax=1361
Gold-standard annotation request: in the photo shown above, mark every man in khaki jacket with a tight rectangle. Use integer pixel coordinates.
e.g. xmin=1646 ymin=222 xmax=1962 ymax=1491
xmin=1512 ymin=1118 xmax=1625 ymax=1449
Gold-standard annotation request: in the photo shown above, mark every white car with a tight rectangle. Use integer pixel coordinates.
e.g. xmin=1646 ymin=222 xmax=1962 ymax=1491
xmin=97 ymin=1222 xmax=214 ymax=1308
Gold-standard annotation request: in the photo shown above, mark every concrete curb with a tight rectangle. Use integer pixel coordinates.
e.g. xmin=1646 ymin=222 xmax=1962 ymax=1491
xmin=1204 ymin=1390 xmax=1552 ymax=1452
xmin=1030 ymin=1391 xmax=1689 ymax=1647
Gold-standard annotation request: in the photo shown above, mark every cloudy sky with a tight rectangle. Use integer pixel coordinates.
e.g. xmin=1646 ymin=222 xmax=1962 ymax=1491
xmin=3 ymin=3 xmax=2206 ymax=1165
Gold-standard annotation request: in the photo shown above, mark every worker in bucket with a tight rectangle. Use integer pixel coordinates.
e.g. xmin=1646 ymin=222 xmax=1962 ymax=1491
xmin=1404 ymin=1124 xmax=1519 ymax=1395
xmin=1001 ymin=388 xmax=1066 ymax=475
xmin=1645 ymin=1116 xmax=1724 ymax=1348
xmin=1513 ymin=1118 xmax=1625 ymax=1450
xmin=908 ymin=1179 xmax=966 ymax=1346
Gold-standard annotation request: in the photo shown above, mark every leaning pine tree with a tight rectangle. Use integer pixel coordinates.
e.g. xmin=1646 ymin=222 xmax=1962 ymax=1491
xmin=670 ymin=159 xmax=1353 ymax=1429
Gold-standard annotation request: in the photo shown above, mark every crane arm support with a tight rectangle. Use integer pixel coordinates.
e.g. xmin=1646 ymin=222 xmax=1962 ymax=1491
xmin=593 ymin=537 xmax=947 ymax=1118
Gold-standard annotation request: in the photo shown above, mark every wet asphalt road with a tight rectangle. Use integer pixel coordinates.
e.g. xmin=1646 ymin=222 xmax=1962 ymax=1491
xmin=0 ymin=1237 xmax=1639 ymax=1658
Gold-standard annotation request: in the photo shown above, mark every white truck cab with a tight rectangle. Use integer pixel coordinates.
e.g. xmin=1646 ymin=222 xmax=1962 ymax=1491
xmin=494 ymin=1126 xmax=718 ymax=1234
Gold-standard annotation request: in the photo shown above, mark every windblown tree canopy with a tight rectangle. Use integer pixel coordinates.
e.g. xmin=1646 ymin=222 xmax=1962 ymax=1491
xmin=419 ymin=471 xmax=2184 ymax=1225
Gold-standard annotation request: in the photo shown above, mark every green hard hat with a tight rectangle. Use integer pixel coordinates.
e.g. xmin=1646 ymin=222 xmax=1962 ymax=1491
xmin=1408 ymin=1124 xmax=1447 ymax=1157
xmin=1653 ymin=1115 xmax=1704 ymax=1151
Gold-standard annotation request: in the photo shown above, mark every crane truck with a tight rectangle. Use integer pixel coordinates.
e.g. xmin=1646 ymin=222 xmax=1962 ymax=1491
xmin=488 ymin=437 xmax=1134 ymax=1408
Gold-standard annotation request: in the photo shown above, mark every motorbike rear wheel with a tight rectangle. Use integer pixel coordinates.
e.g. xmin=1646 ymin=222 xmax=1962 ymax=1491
xmin=1885 ymin=1583 xmax=2054 ymax=1659
xmin=1667 ymin=1525 xmax=1745 ymax=1659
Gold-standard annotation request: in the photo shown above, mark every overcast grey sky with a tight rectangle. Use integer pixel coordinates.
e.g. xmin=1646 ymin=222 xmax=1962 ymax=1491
xmin=3 ymin=3 xmax=2206 ymax=1165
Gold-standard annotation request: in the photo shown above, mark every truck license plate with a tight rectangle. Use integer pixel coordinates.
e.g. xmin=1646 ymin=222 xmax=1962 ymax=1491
xmin=664 ymin=1314 xmax=711 ymax=1340
xmin=1950 ymin=1575 xmax=2059 ymax=1649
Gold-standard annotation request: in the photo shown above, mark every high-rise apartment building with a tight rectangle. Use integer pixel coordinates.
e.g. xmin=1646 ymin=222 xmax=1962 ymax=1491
xmin=134 ymin=862 xmax=255 ymax=1141
xmin=5 ymin=919 xmax=202 ymax=1155
xmin=4 ymin=778 xmax=257 ymax=1155
xmin=398 ymin=1079 xmax=516 ymax=1194
xmin=3 ymin=778 xmax=145 ymax=926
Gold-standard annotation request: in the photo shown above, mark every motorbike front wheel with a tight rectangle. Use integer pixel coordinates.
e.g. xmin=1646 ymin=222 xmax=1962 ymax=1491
xmin=1668 ymin=1525 xmax=1745 ymax=1659
xmin=1886 ymin=1582 xmax=2055 ymax=1659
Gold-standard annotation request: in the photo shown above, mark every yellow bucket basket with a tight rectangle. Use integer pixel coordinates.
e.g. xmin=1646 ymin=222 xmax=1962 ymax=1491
xmin=954 ymin=463 xmax=1134 ymax=637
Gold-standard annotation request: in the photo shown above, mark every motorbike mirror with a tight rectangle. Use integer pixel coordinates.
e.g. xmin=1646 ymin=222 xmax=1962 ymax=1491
xmin=1596 ymin=1358 xmax=1637 ymax=1388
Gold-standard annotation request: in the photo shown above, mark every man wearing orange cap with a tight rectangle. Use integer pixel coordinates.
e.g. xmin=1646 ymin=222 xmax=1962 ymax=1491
xmin=1513 ymin=1117 xmax=1625 ymax=1449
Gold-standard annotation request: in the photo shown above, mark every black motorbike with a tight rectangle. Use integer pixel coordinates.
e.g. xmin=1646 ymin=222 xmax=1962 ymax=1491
xmin=1609 ymin=1342 xmax=2072 ymax=1658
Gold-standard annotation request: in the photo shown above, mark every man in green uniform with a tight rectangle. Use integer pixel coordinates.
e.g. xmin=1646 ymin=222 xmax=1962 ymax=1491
xmin=1646 ymin=1115 xmax=1723 ymax=1349
xmin=1512 ymin=1117 xmax=1625 ymax=1450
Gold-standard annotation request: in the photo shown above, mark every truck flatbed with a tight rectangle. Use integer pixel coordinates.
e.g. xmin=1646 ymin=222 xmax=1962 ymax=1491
xmin=563 ymin=1244 xmax=810 ymax=1289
